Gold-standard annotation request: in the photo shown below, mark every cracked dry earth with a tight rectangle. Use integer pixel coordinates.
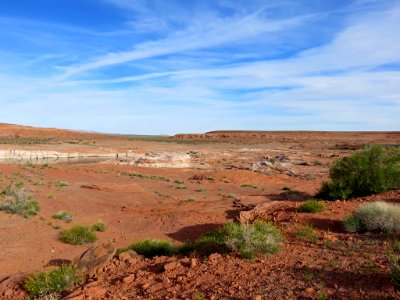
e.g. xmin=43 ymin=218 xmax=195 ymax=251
xmin=0 ymin=124 xmax=400 ymax=299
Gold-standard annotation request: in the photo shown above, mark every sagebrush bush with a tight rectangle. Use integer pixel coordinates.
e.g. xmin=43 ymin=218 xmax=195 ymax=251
xmin=122 ymin=240 xmax=175 ymax=258
xmin=198 ymin=220 xmax=283 ymax=258
xmin=60 ymin=225 xmax=97 ymax=245
xmin=317 ymin=145 xmax=400 ymax=200
xmin=343 ymin=201 xmax=400 ymax=233
xmin=298 ymin=199 xmax=325 ymax=213
xmin=24 ymin=265 xmax=78 ymax=297
xmin=0 ymin=183 xmax=40 ymax=217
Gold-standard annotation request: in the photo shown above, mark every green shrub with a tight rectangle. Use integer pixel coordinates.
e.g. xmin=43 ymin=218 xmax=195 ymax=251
xmin=91 ymin=221 xmax=106 ymax=232
xmin=60 ymin=225 xmax=97 ymax=245
xmin=197 ymin=220 xmax=283 ymax=258
xmin=0 ymin=183 xmax=40 ymax=217
xmin=296 ymin=224 xmax=318 ymax=244
xmin=176 ymin=242 xmax=199 ymax=255
xmin=122 ymin=240 xmax=175 ymax=258
xmin=343 ymin=201 xmax=400 ymax=233
xmin=298 ymin=199 xmax=325 ymax=213
xmin=24 ymin=265 xmax=78 ymax=297
xmin=317 ymin=145 xmax=400 ymax=200
xmin=53 ymin=211 xmax=72 ymax=223
xmin=343 ymin=215 xmax=362 ymax=233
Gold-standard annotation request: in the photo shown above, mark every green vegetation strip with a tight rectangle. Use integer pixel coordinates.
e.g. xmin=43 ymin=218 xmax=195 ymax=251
xmin=122 ymin=172 xmax=171 ymax=182
xmin=0 ymin=137 xmax=57 ymax=145
xmin=120 ymin=220 xmax=283 ymax=259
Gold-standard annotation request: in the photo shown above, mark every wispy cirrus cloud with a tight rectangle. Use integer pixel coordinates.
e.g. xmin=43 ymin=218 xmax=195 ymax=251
xmin=59 ymin=10 xmax=312 ymax=78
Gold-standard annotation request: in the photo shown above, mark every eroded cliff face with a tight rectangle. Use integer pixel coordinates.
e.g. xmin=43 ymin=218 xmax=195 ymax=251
xmin=0 ymin=149 xmax=206 ymax=168
xmin=0 ymin=150 xmax=116 ymax=160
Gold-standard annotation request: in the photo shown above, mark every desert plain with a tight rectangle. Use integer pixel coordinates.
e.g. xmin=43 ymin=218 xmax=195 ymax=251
xmin=0 ymin=123 xmax=400 ymax=299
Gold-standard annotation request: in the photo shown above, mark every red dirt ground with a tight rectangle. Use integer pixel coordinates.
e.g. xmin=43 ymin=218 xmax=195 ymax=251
xmin=0 ymin=124 xmax=399 ymax=299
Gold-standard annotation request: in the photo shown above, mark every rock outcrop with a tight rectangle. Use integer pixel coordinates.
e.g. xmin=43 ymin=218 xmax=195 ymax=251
xmin=74 ymin=243 xmax=116 ymax=278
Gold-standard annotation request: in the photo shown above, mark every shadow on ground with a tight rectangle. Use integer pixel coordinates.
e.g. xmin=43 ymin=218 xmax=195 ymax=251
xmin=167 ymin=223 xmax=222 ymax=242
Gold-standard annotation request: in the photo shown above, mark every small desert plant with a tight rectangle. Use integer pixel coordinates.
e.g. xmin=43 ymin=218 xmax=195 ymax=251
xmin=198 ymin=220 xmax=283 ymax=258
xmin=194 ymin=293 xmax=205 ymax=300
xmin=225 ymin=194 xmax=237 ymax=199
xmin=313 ymin=160 xmax=323 ymax=166
xmin=24 ymin=265 xmax=78 ymax=297
xmin=91 ymin=221 xmax=106 ymax=232
xmin=122 ymin=240 xmax=175 ymax=258
xmin=389 ymin=253 xmax=400 ymax=291
xmin=298 ymin=199 xmax=325 ymax=213
xmin=0 ymin=183 xmax=40 ymax=217
xmin=154 ymin=191 xmax=174 ymax=199
xmin=317 ymin=145 xmax=400 ymax=200
xmin=282 ymin=186 xmax=291 ymax=191
xmin=303 ymin=271 xmax=313 ymax=282
xmin=343 ymin=201 xmax=400 ymax=233
xmin=60 ymin=225 xmax=97 ymax=245
xmin=53 ymin=211 xmax=72 ymax=222
xmin=296 ymin=224 xmax=318 ymax=244
xmin=241 ymin=183 xmax=257 ymax=188
xmin=183 ymin=197 xmax=196 ymax=202
xmin=55 ymin=180 xmax=69 ymax=188
xmin=392 ymin=240 xmax=400 ymax=252
xmin=318 ymin=292 xmax=328 ymax=300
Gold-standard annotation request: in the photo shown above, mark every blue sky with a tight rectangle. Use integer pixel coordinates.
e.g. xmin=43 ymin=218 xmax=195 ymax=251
xmin=0 ymin=0 xmax=399 ymax=134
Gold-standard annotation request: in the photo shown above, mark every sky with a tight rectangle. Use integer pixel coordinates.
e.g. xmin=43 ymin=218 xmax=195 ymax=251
xmin=0 ymin=0 xmax=399 ymax=134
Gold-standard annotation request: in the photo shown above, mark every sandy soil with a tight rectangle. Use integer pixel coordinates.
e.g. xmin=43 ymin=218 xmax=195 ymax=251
xmin=0 ymin=123 xmax=399 ymax=299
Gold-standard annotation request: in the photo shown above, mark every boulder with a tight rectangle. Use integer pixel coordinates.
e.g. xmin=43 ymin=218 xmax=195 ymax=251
xmin=75 ymin=243 xmax=116 ymax=277
xmin=239 ymin=201 xmax=281 ymax=224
